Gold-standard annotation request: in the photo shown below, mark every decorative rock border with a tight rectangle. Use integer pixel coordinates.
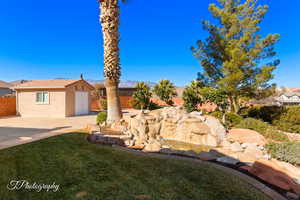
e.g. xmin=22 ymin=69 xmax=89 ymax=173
xmin=111 ymin=145 xmax=287 ymax=200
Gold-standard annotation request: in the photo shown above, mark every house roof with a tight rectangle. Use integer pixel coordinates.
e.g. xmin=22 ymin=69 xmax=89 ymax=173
xmin=10 ymin=80 xmax=29 ymax=86
xmin=14 ymin=79 xmax=94 ymax=90
xmin=279 ymin=92 xmax=300 ymax=97
xmin=0 ymin=80 xmax=13 ymax=88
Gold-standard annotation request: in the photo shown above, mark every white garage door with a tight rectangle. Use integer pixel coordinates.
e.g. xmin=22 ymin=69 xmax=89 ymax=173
xmin=75 ymin=92 xmax=89 ymax=116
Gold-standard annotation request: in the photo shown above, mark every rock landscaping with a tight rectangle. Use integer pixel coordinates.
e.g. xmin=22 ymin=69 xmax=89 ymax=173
xmin=89 ymin=107 xmax=300 ymax=196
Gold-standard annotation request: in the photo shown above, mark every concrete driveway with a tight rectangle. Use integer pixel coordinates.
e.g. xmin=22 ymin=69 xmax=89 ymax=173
xmin=0 ymin=115 xmax=96 ymax=143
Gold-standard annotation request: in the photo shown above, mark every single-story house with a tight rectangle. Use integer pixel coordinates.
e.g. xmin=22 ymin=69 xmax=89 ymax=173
xmin=0 ymin=80 xmax=13 ymax=96
xmin=276 ymin=92 xmax=300 ymax=106
xmin=95 ymin=82 xmax=137 ymax=97
xmin=14 ymin=79 xmax=94 ymax=118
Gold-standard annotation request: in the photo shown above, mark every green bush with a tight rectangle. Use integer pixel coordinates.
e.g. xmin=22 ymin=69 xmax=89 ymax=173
xmin=264 ymin=128 xmax=289 ymax=142
xmin=225 ymin=112 xmax=243 ymax=127
xmin=237 ymin=118 xmax=269 ymax=134
xmin=239 ymin=106 xmax=283 ymax=123
xmin=237 ymin=118 xmax=289 ymax=142
xmin=273 ymin=106 xmax=300 ymax=133
xmin=266 ymin=142 xmax=300 ymax=165
xmin=96 ymin=112 xmax=107 ymax=125
xmin=99 ymin=98 xmax=107 ymax=110
xmin=130 ymin=98 xmax=160 ymax=111
xmin=240 ymin=106 xmax=300 ymax=134
xmin=209 ymin=112 xmax=242 ymax=128
xmin=210 ymin=111 xmax=222 ymax=120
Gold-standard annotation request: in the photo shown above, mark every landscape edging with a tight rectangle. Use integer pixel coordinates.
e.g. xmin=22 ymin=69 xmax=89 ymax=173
xmin=111 ymin=145 xmax=288 ymax=200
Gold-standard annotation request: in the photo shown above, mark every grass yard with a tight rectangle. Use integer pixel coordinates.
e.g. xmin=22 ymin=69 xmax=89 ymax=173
xmin=0 ymin=133 xmax=270 ymax=200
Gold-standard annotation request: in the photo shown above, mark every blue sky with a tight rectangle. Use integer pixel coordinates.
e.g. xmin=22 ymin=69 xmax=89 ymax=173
xmin=0 ymin=0 xmax=299 ymax=87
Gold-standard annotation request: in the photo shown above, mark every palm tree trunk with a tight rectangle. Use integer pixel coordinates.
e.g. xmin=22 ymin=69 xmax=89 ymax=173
xmin=99 ymin=0 xmax=122 ymax=122
xmin=105 ymin=79 xmax=122 ymax=123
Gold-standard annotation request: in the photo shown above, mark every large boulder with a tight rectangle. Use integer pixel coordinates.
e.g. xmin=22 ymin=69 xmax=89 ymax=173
xmin=249 ymin=159 xmax=300 ymax=194
xmin=125 ymin=107 xmax=226 ymax=148
xmin=227 ymin=128 xmax=267 ymax=146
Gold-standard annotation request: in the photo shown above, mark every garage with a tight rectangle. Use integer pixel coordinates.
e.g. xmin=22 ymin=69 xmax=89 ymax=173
xmin=14 ymin=78 xmax=94 ymax=118
xmin=75 ymin=92 xmax=89 ymax=115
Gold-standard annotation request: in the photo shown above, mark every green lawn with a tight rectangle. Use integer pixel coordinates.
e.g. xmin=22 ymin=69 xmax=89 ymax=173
xmin=0 ymin=133 xmax=270 ymax=200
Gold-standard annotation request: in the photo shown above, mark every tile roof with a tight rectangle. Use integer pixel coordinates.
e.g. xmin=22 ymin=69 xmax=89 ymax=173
xmin=14 ymin=79 xmax=82 ymax=89
xmin=0 ymin=80 xmax=13 ymax=88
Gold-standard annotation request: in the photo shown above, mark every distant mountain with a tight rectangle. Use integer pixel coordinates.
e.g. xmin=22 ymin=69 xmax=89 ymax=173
xmin=0 ymin=80 xmax=13 ymax=88
xmin=9 ymin=80 xmax=30 ymax=86
xmin=86 ymin=79 xmax=156 ymax=88
xmin=9 ymin=79 xmax=158 ymax=88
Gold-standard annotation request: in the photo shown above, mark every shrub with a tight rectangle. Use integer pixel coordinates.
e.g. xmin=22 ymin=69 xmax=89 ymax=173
xmin=239 ymin=106 xmax=283 ymax=123
xmin=132 ymin=82 xmax=152 ymax=110
xmin=153 ymin=79 xmax=177 ymax=106
xmin=210 ymin=111 xmax=222 ymax=120
xmin=266 ymin=142 xmax=300 ymax=165
xmin=96 ymin=112 xmax=107 ymax=125
xmin=240 ymin=106 xmax=300 ymax=134
xmin=236 ymin=118 xmax=269 ymax=134
xmin=148 ymin=101 xmax=161 ymax=110
xmin=209 ymin=112 xmax=242 ymax=128
xmin=182 ymin=80 xmax=203 ymax=113
xmin=130 ymin=98 xmax=160 ymax=111
xmin=225 ymin=112 xmax=243 ymax=127
xmin=273 ymin=106 xmax=300 ymax=133
xmin=99 ymin=98 xmax=107 ymax=110
xmin=264 ymin=128 xmax=289 ymax=142
xmin=237 ymin=118 xmax=289 ymax=142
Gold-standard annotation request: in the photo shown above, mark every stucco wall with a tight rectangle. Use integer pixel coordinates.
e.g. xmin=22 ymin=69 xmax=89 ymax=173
xmin=17 ymin=89 xmax=66 ymax=118
xmin=65 ymin=80 xmax=92 ymax=116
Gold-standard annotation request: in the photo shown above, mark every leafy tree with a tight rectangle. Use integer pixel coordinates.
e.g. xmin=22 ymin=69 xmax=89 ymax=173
xmin=132 ymin=82 xmax=153 ymax=110
xmin=182 ymin=80 xmax=203 ymax=112
xmin=191 ymin=0 xmax=280 ymax=113
xmin=200 ymin=87 xmax=229 ymax=123
xmin=200 ymin=87 xmax=228 ymax=112
xmin=153 ymin=80 xmax=177 ymax=106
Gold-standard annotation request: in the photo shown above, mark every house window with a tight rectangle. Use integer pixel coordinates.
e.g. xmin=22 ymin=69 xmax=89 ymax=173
xmin=36 ymin=92 xmax=49 ymax=104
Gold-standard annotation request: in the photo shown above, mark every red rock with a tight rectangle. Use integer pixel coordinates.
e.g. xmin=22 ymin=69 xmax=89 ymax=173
xmin=249 ymin=159 xmax=300 ymax=194
xmin=227 ymin=128 xmax=267 ymax=146
xmin=239 ymin=165 xmax=252 ymax=171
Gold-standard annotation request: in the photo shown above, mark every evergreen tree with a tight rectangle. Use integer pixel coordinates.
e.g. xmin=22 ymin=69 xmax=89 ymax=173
xmin=192 ymin=0 xmax=280 ymax=113
xmin=153 ymin=80 xmax=177 ymax=106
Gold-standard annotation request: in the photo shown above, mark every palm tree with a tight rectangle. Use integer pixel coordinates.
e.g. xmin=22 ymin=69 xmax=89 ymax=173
xmin=98 ymin=0 xmax=125 ymax=123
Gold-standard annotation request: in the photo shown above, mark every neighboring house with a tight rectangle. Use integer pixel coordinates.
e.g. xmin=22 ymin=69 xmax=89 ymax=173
xmin=276 ymin=93 xmax=300 ymax=106
xmin=96 ymin=83 xmax=137 ymax=97
xmin=0 ymin=80 xmax=13 ymax=96
xmin=14 ymin=79 xmax=94 ymax=118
